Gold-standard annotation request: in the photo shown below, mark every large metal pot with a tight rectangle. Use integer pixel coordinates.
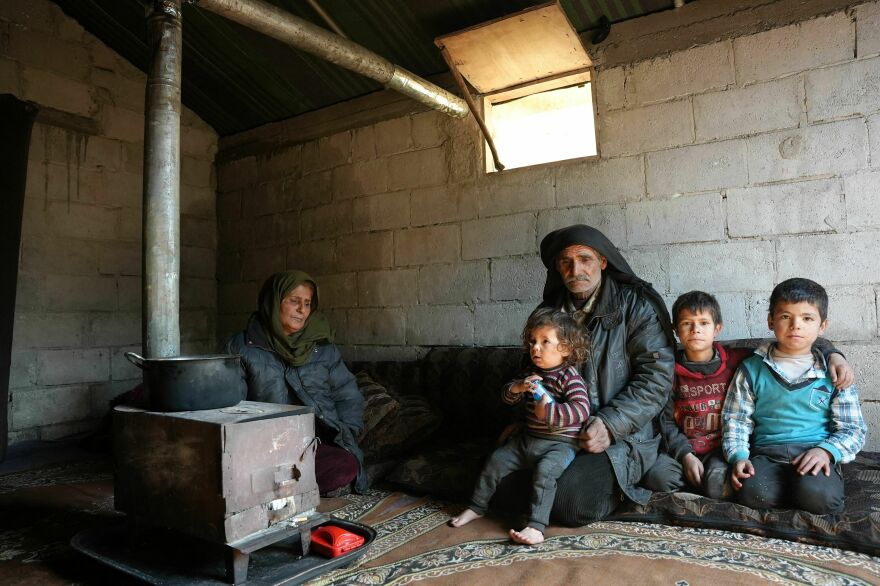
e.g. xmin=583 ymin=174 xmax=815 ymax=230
xmin=125 ymin=352 xmax=246 ymax=412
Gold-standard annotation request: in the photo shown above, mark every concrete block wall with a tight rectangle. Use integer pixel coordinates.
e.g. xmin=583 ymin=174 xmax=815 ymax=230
xmin=217 ymin=3 xmax=880 ymax=448
xmin=3 ymin=0 xmax=219 ymax=443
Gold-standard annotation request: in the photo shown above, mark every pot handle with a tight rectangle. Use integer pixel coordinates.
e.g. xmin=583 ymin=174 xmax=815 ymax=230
xmin=124 ymin=351 xmax=147 ymax=369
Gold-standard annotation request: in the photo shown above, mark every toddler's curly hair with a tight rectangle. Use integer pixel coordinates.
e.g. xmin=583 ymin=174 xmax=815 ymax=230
xmin=521 ymin=307 xmax=589 ymax=365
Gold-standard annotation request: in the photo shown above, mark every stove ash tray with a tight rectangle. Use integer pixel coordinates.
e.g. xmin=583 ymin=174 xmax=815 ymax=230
xmin=71 ymin=514 xmax=376 ymax=585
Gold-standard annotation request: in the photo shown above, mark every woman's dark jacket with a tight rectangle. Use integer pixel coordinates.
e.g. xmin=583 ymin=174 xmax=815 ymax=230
xmin=226 ymin=314 xmax=367 ymax=493
xmin=542 ymin=275 xmax=675 ymax=504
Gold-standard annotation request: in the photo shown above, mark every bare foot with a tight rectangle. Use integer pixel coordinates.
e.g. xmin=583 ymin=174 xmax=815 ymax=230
xmin=509 ymin=527 xmax=544 ymax=544
xmin=449 ymin=508 xmax=483 ymax=527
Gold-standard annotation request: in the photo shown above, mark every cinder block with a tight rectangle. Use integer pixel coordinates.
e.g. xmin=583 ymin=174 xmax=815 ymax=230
xmin=116 ymin=275 xmax=141 ymax=312
xmin=289 ymin=170 xmax=333 ymax=210
xmin=475 ymin=302 xmax=535 ymax=346
xmin=623 ymin=247 xmax=669 ymax=294
xmin=347 ymin=308 xmax=406 ymax=344
xmin=101 ymin=106 xmax=144 ymax=141
xmin=835 ymin=343 xmax=880 ymax=402
xmin=395 ymin=225 xmax=460 ymax=266
xmin=351 ymin=125 xmax=376 ymax=161
xmin=410 ymin=184 xmax=478 ymax=227
xmin=8 ymin=351 xmax=36 ymax=390
xmin=338 ymin=344 xmax=425 ymax=363
xmin=122 ymin=141 xmax=143 ymax=174
xmin=181 ymin=125 xmax=218 ymax=159
xmin=181 ymin=215 xmax=216 ymax=248
xmin=181 ymin=245 xmax=216 ymax=280
xmin=333 ymin=158 xmax=389 ymax=200
xmin=181 ymin=277 xmax=217 ymax=310
xmin=490 ymin=256 xmax=546 ymax=302
xmin=21 ymin=67 xmax=95 ymax=117
xmin=807 ymin=57 xmax=880 ymax=122
xmin=477 ymin=167 xmax=554 ymax=217
xmin=598 ymin=99 xmax=694 ymax=157
xmin=556 ymin=155 xmax=644 ymax=207
xmin=255 ymin=145 xmax=301 ymax=181
xmin=8 ymin=28 xmax=90 ymax=81
xmin=0 ymin=57 xmax=21 ymax=95
xmin=461 ymin=213 xmax=535 ymax=260
xmin=444 ymin=122 xmax=481 ymax=183
xmin=217 ymin=155 xmax=257 ymax=193
xmin=845 ymin=170 xmax=880 ymax=228
xmin=388 ymin=147 xmax=446 ymax=190
xmin=181 ymin=185 xmax=216 ymax=218
xmin=90 ymin=380 xmax=137 ymax=418
xmin=860 ymin=402 xmax=880 ymax=451
xmin=36 ymin=348 xmax=109 ymax=386
xmin=11 ymin=386 xmax=92 ymax=430
xmin=777 ymin=231 xmax=880 ymax=286
xmin=300 ymin=202 xmax=352 ymax=240
xmin=219 ymin=281 xmax=261 ymax=315
xmin=728 ymin=178 xmax=844 ymax=237
xmin=746 ymin=119 xmax=868 ymax=184
xmin=91 ymin=312 xmax=140 ymax=347
xmin=337 ymin=231 xmax=394 ymax=271
xmin=240 ymin=246 xmax=286 ymax=282
xmin=857 ymin=2 xmax=880 ymax=57
xmin=629 ymin=41 xmax=734 ymax=106
xmin=647 ymin=139 xmax=748 ymax=196
xmin=99 ymin=169 xmax=142 ymax=208
xmin=181 ymin=155 xmax=213 ymax=189
xmin=13 ymin=311 xmax=90 ymax=349
xmin=218 ymin=313 xmax=249 ymax=345
xmin=218 ymin=190 xmax=241 ymax=219
xmin=358 ymin=269 xmax=418 ymax=307
xmin=322 ymin=309 xmax=347 ymax=344
xmin=302 ymin=131 xmax=351 ymax=172
xmin=695 ymin=76 xmax=801 ymax=141
xmin=537 ymin=204 xmax=627 ymax=250
xmin=286 ymin=240 xmax=336 ymax=277
xmin=352 ymin=191 xmax=410 ymax=232
xmin=180 ymin=308 xmax=212 ymax=344
xmin=595 ymin=65 xmax=628 ymax=114
xmin=733 ymin=13 xmax=854 ymax=84
xmin=412 ymin=111 xmax=445 ymax=149
xmin=314 ymin=272 xmax=357 ymax=309
xmin=0 ymin=0 xmax=57 ymax=34
xmin=240 ymin=180 xmax=285 ymax=219
xmin=29 ymin=125 xmax=123 ymax=171
xmin=669 ymin=240 xmax=776 ymax=293
xmin=25 ymin=274 xmax=120 ymax=312
xmin=406 ymin=305 xmax=473 ymax=345
xmin=627 ymin=193 xmax=724 ymax=246
xmin=374 ymin=117 xmax=413 ymax=156
xmin=19 ymin=235 xmax=97 ymax=277
xmin=706 ymin=292 xmax=749 ymax=340
xmin=418 ymin=262 xmax=490 ymax=305
xmin=822 ymin=286 xmax=878 ymax=341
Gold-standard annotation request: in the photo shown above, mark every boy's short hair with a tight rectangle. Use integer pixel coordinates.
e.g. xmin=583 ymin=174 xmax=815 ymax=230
xmin=769 ymin=278 xmax=828 ymax=321
xmin=522 ymin=307 xmax=589 ymax=365
xmin=671 ymin=291 xmax=723 ymax=326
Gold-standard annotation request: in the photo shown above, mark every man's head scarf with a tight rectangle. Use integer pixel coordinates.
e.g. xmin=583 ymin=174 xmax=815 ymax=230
xmin=539 ymin=224 xmax=673 ymax=343
xmin=256 ymin=270 xmax=333 ymax=366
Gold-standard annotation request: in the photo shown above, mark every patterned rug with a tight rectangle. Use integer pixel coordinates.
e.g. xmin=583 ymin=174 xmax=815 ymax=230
xmin=2 ymin=456 xmax=880 ymax=585
xmin=312 ymin=490 xmax=880 ymax=586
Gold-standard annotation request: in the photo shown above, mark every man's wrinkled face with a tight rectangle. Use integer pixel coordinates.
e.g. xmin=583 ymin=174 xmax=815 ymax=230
xmin=556 ymin=244 xmax=607 ymax=297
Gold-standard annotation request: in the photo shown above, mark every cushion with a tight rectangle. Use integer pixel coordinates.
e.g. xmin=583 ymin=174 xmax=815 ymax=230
xmin=355 ymin=371 xmax=400 ymax=442
xmin=608 ymin=451 xmax=880 ymax=556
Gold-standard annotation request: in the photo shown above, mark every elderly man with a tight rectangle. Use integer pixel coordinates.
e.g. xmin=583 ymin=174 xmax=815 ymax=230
xmin=501 ymin=224 xmax=676 ymax=523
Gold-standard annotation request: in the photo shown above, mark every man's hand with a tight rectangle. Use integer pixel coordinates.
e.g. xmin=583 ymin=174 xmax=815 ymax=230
xmin=682 ymin=453 xmax=704 ymax=488
xmin=792 ymin=447 xmax=832 ymax=476
xmin=731 ymin=460 xmax=755 ymax=490
xmin=827 ymin=353 xmax=854 ymax=390
xmin=579 ymin=417 xmax=611 ymax=453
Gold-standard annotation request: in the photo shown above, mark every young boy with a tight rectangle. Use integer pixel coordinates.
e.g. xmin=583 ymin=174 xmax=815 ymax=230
xmin=722 ymin=278 xmax=867 ymax=514
xmin=643 ymin=290 xmax=853 ymax=498
xmin=450 ymin=308 xmax=590 ymax=545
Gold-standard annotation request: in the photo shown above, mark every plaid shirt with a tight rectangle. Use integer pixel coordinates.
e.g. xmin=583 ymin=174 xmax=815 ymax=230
xmin=721 ymin=342 xmax=867 ymax=464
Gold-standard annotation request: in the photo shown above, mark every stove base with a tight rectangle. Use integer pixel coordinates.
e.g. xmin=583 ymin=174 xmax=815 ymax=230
xmin=71 ymin=517 xmax=375 ymax=585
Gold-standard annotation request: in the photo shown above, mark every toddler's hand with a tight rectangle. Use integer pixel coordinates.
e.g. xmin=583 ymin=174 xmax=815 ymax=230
xmin=682 ymin=453 xmax=704 ymax=488
xmin=731 ymin=459 xmax=755 ymax=490
xmin=792 ymin=447 xmax=832 ymax=476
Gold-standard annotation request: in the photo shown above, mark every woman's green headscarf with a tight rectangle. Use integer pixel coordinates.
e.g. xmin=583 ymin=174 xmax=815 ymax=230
xmin=257 ymin=270 xmax=334 ymax=366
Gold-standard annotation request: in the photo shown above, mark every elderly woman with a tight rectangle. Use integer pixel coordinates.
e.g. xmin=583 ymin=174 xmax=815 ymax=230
xmin=226 ymin=270 xmax=367 ymax=495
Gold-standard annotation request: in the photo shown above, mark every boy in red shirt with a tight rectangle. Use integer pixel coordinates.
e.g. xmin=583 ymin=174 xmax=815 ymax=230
xmin=642 ymin=291 xmax=851 ymax=498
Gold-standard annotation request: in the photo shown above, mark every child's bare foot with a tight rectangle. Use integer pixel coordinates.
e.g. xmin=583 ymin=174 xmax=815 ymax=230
xmin=449 ymin=508 xmax=483 ymax=527
xmin=509 ymin=526 xmax=544 ymax=544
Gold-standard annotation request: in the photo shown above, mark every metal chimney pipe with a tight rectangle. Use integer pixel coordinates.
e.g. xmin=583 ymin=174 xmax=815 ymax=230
xmin=142 ymin=0 xmax=182 ymax=358
xmin=194 ymin=0 xmax=469 ymax=118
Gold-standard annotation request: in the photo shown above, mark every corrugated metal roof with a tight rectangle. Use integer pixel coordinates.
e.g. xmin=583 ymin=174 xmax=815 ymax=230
xmin=52 ymin=0 xmax=680 ymax=135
